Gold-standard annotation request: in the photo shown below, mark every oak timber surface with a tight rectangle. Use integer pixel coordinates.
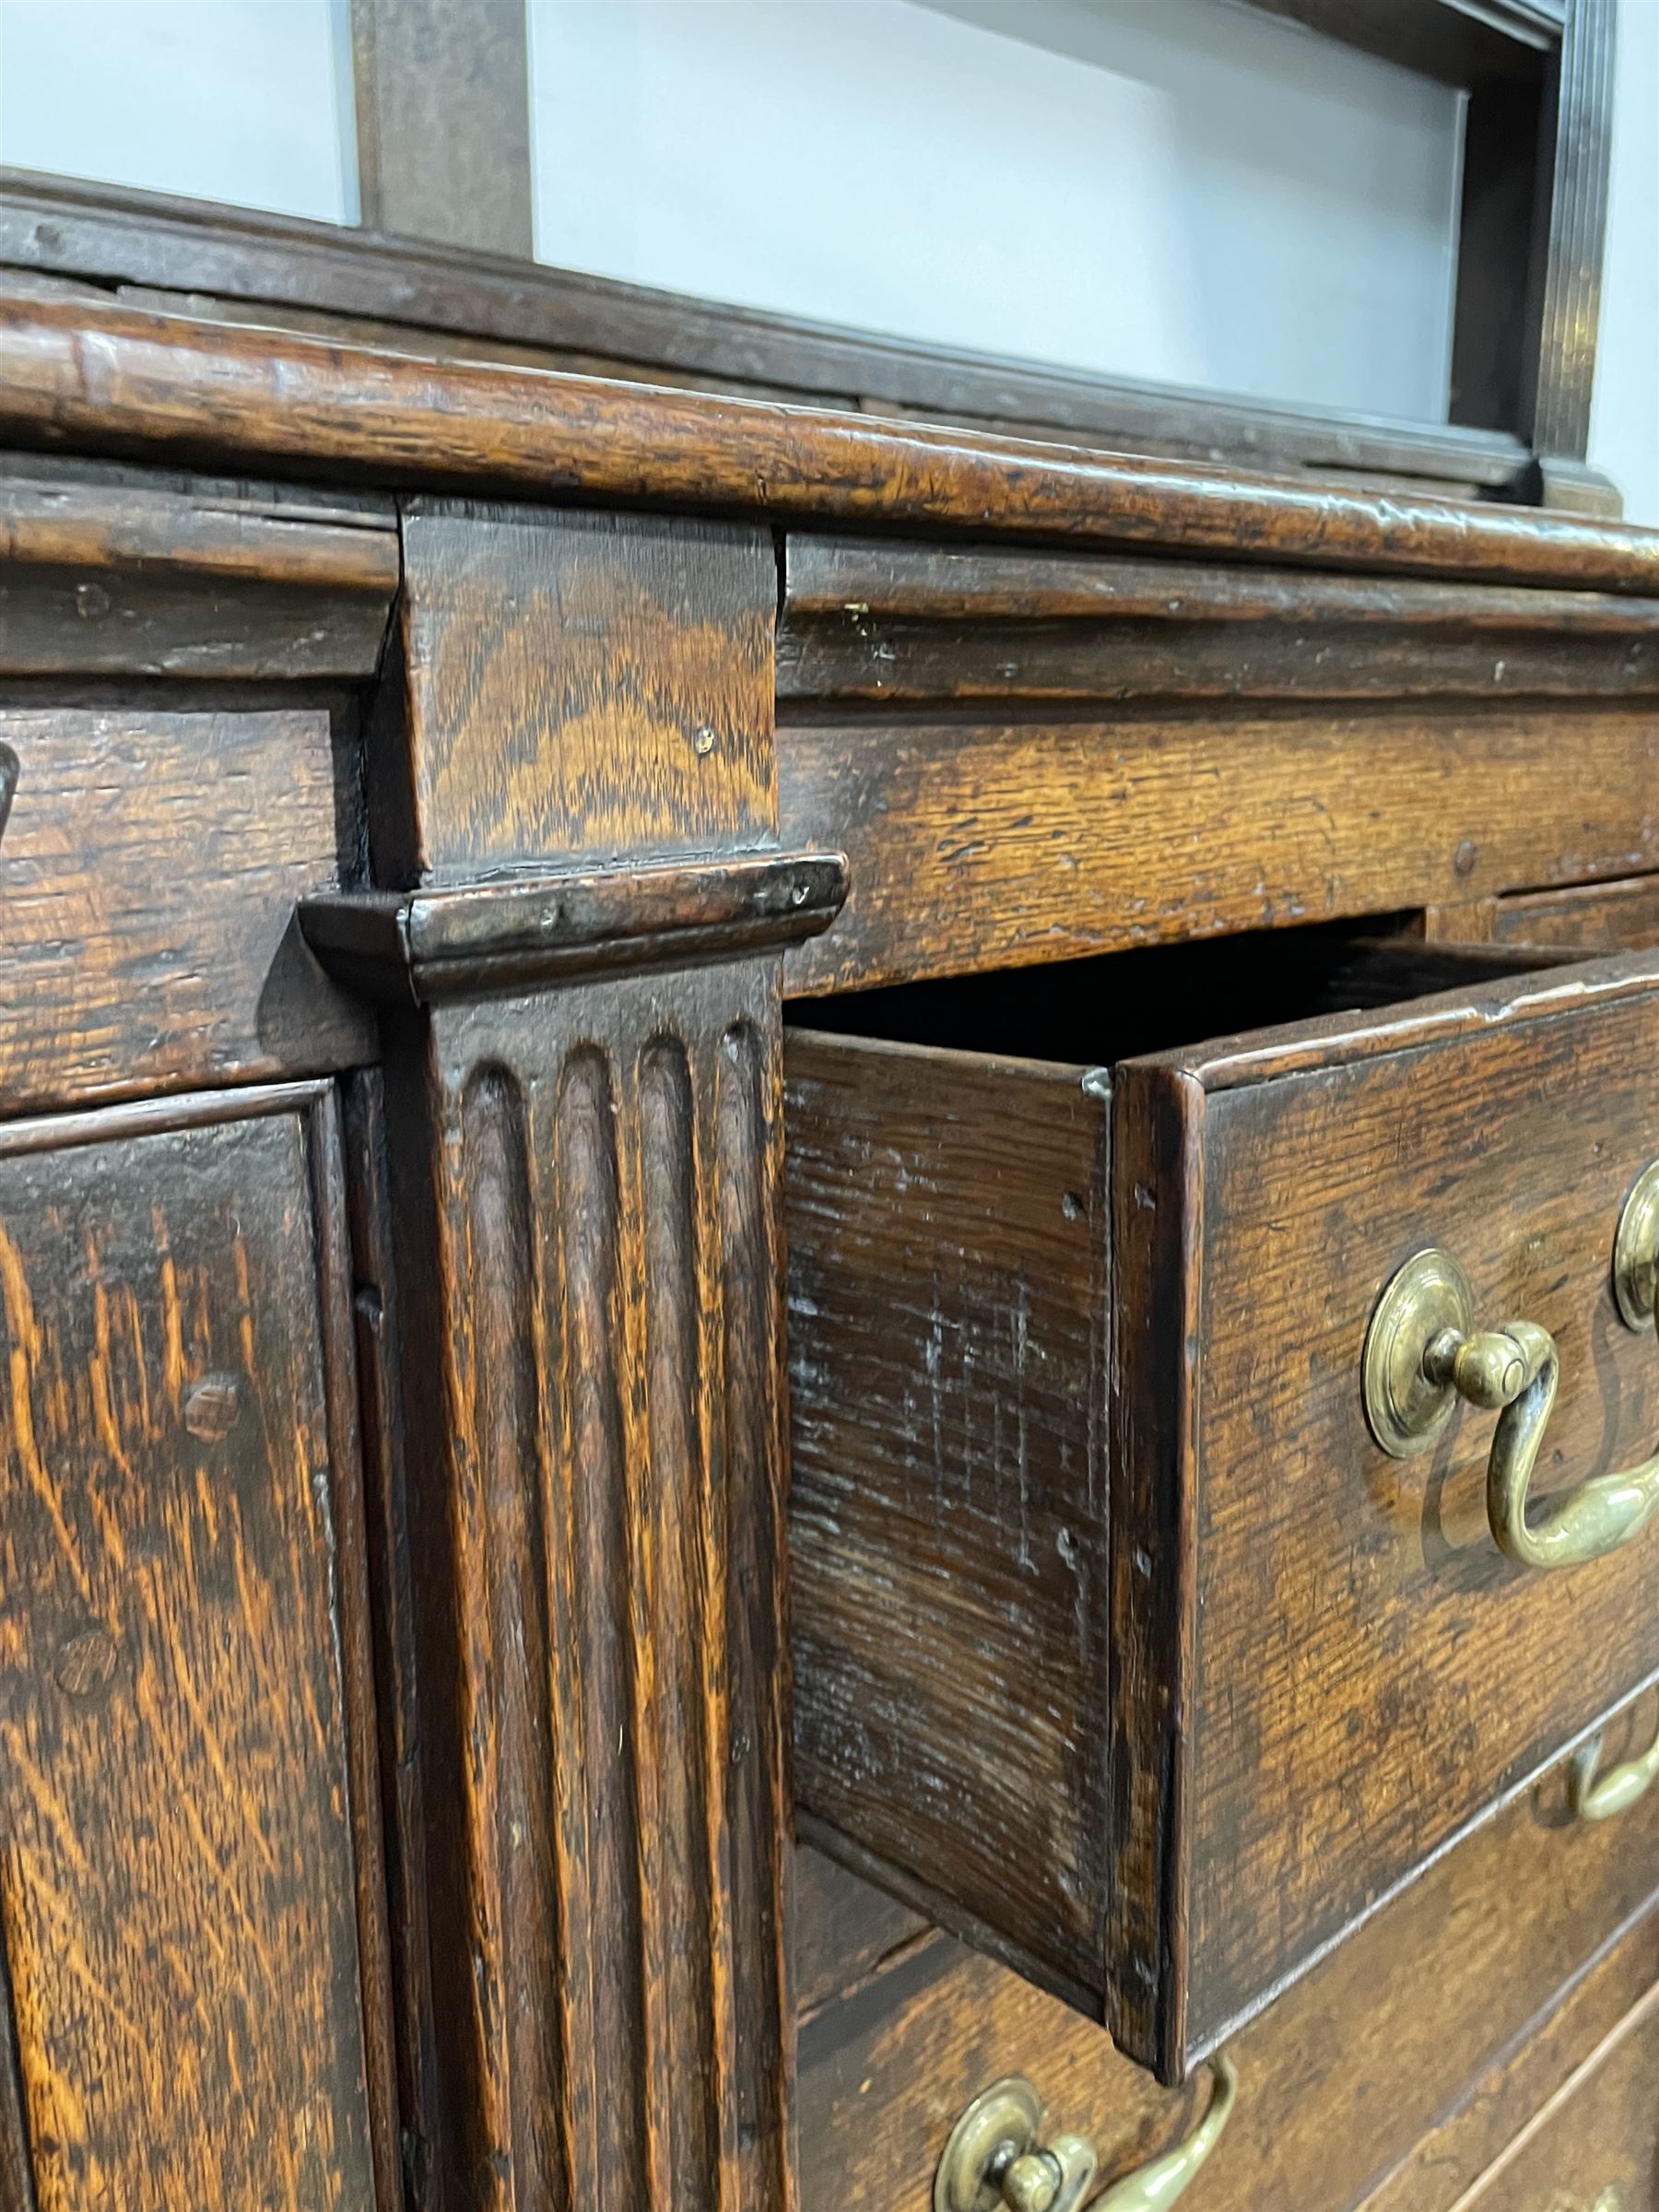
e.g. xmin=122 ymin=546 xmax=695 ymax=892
xmin=372 ymin=505 xmax=793 ymax=2212
xmin=6 ymin=278 xmax=1658 ymax=2212
xmin=1492 ymin=873 xmax=1659 ymax=950
xmin=779 ymin=536 xmax=1659 ymax=701
xmin=787 ymin=1029 xmax=1108 ymax=1998
xmin=797 ymin=1700 xmax=1659 ymax=2212
xmin=1114 ymin=955 xmax=1659 ymax=2071
xmin=787 ymin=936 xmax=1659 ymax=2076
xmin=1457 ymin=1979 xmax=1659 ymax=2212
xmin=0 ymin=168 xmax=1535 ymax=488
xmin=390 ymin=503 xmax=773 ymax=877
xmin=793 ymin=1845 xmax=930 ymax=2023
xmin=0 ymin=472 xmax=398 ymax=678
xmin=3 ymin=290 xmax=1659 ymax=586
xmin=780 ymin=704 xmax=1659 ymax=995
xmin=0 ymin=1091 xmax=389 ymax=2211
xmin=339 ymin=1070 xmax=442 ymax=2208
xmin=0 ymin=705 xmax=373 ymax=1111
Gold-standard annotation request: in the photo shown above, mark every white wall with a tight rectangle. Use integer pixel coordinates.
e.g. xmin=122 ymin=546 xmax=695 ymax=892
xmin=1588 ymin=0 xmax=1659 ymax=527
xmin=0 ymin=0 xmax=357 ymax=225
xmin=528 ymin=0 xmax=1465 ymax=422
xmin=0 ymin=0 xmax=1647 ymax=501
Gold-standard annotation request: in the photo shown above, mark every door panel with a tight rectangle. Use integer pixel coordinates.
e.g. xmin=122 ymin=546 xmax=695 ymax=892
xmin=0 ymin=1084 xmax=394 ymax=2211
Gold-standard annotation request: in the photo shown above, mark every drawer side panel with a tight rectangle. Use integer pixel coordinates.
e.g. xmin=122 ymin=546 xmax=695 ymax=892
xmin=786 ymin=1029 xmax=1111 ymax=2001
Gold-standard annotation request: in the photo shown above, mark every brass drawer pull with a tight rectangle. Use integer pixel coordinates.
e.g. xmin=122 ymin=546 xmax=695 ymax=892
xmin=1571 ymin=1715 xmax=1659 ymax=1820
xmin=1363 ymin=1171 xmax=1659 ymax=1570
xmin=935 ymin=2053 xmax=1236 ymax=2212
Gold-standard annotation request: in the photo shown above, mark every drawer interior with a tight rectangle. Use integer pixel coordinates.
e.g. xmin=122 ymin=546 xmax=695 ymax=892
xmin=788 ymin=914 xmax=1566 ymax=1068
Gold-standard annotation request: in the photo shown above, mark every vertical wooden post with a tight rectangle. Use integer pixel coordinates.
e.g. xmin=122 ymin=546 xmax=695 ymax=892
xmin=330 ymin=505 xmax=823 ymax=2212
xmin=1525 ymin=0 xmax=1617 ymax=475
xmin=350 ymin=0 xmax=535 ymax=256
xmin=1452 ymin=0 xmax=1620 ymax=512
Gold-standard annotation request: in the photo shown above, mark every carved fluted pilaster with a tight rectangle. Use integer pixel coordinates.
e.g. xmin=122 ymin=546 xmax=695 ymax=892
xmin=391 ymin=969 xmax=792 ymax=2209
xmin=318 ymin=504 xmax=835 ymax=2211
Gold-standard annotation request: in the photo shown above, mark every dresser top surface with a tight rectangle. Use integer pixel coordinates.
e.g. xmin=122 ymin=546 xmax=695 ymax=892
xmin=3 ymin=286 xmax=1658 ymax=596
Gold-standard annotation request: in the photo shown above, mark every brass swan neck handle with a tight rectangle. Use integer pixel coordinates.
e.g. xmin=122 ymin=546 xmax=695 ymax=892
xmin=935 ymin=2054 xmax=1236 ymax=2212
xmin=1428 ymin=1316 xmax=1659 ymax=1569
xmin=1363 ymin=1167 xmax=1659 ymax=1571
xmin=1571 ymin=1710 xmax=1659 ymax=1820
xmin=1094 ymin=2054 xmax=1236 ymax=2211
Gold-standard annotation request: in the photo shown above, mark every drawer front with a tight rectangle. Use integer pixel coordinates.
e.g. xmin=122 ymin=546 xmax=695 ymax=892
xmin=1114 ymin=954 xmax=1659 ymax=2075
xmin=0 ymin=1088 xmax=394 ymax=2209
xmin=0 ymin=707 xmax=371 ymax=1113
xmin=799 ymin=1703 xmax=1659 ymax=2212
xmin=1493 ymin=873 xmax=1659 ymax=952
xmin=791 ymin=945 xmax=1659 ymax=2083
xmin=779 ymin=705 xmax=1659 ymax=999
xmin=1460 ymin=1985 xmax=1659 ymax=2212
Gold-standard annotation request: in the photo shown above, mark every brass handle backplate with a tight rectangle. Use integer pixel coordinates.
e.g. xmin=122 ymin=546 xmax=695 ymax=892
xmin=1361 ymin=1165 xmax=1659 ymax=1571
xmin=935 ymin=2055 xmax=1236 ymax=2212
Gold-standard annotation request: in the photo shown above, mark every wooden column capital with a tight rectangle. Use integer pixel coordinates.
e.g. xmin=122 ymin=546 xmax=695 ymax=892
xmin=300 ymin=851 xmax=847 ymax=1005
xmin=357 ymin=502 xmax=807 ymax=2211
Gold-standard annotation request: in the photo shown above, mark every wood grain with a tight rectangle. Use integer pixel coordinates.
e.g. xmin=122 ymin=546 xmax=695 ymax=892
xmin=785 ymin=931 xmax=1498 ymax=2027
xmin=787 ymin=1029 xmax=1110 ymax=2002
xmin=1448 ymin=26 xmax=1547 ymax=445
xmin=797 ymin=1722 xmax=1659 ymax=2212
xmin=1525 ymin=0 xmax=1617 ymax=465
xmin=1116 ymin=948 xmax=1659 ymax=2074
xmin=792 ymin=1846 xmax=930 ymax=2022
xmin=391 ymin=971 xmax=794 ymax=2212
xmin=371 ymin=506 xmax=794 ymax=2211
xmin=1362 ymin=1731 xmax=1659 ymax=2208
xmin=350 ymin=0 xmax=533 ymax=256
xmin=0 ymin=170 xmax=1535 ymax=494
xmin=780 ymin=704 xmax=1659 ymax=995
xmin=0 ymin=705 xmax=374 ymax=1111
xmin=779 ymin=535 xmax=1659 ymax=702
xmin=784 ymin=936 xmax=1659 ymax=2080
xmin=1454 ymin=1980 xmax=1659 ymax=2212
xmin=0 ymin=472 xmax=397 ymax=678
xmin=389 ymin=504 xmax=774 ymax=879
xmin=341 ymin=1068 xmax=441 ymax=2212
xmin=1422 ymin=873 xmax=1659 ymax=952
xmin=308 ymin=1085 xmax=402 ymax=2212
xmin=112 ymin=279 xmax=852 ymax=405
xmin=1491 ymin=872 xmax=1659 ymax=951
xmin=300 ymin=850 xmax=847 ymax=1003
xmin=0 ymin=1084 xmax=395 ymax=2210
xmin=3 ymin=290 xmax=1659 ymax=588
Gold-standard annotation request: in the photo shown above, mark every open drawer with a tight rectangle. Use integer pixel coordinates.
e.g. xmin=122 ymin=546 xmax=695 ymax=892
xmin=784 ymin=927 xmax=1659 ymax=2082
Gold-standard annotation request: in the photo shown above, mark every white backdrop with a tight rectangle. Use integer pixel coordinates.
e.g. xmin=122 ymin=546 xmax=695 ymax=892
xmin=0 ymin=0 xmax=1651 ymax=518
xmin=528 ymin=0 xmax=1465 ymax=423
xmin=0 ymin=0 xmax=357 ymax=223
xmin=1587 ymin=0 xmax=1659 ymax=528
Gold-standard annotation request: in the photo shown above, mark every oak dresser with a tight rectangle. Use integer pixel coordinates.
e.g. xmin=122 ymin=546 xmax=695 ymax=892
xmin=0 ymin=279 xmax=1656 ymax=2212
